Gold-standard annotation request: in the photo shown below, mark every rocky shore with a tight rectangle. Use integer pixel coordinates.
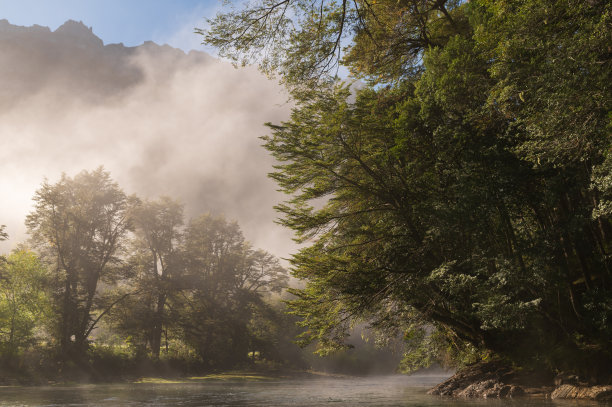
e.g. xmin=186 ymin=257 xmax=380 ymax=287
xmin=428 ymin=362 xmax=612 ymax=401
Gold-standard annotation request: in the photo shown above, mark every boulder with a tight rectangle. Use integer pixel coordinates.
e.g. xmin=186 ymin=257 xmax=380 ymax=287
xmin=428 ymin=362 xmax=527 ymax=398
xmin=551 ymin=384 xmax=612 ymax=401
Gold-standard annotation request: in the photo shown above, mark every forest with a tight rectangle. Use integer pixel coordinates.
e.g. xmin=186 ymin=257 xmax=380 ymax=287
xmin=202 ymin=0 xmax=612 ymax=383
xmin=0 ymin=168 xmax=306 ymax=381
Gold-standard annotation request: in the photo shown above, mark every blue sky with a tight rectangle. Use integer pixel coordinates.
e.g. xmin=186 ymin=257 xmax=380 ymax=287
xmin=0 ymin=0 xmax=223 ymax=52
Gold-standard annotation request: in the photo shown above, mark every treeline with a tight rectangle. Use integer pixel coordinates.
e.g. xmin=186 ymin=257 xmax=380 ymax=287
xmin=0 ymin=168 xmax=302 ymax=380
xmin=203 ymin=0 xmax=612 ymax=382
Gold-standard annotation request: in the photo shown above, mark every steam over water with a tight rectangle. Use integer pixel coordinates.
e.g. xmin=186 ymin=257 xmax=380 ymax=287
xmin=0 ymin=376 xmax=606 ymax=406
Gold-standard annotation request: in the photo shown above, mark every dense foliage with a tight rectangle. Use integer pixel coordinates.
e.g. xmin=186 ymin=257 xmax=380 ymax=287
xmin=26 ymin=168 xmax=132 ymax=361
xmin=0 ymin=250 xmax=49 ymax=355
xmin=205 ymin=0 xmax=611 ymax=380
xmin=0 ymin=168 xmax=299 ymax=379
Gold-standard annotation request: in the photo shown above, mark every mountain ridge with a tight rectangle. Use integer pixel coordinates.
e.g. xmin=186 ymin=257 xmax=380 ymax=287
xmin=0 ymin=19 xmax=183 ymax=50
xmin=0 ymin=19 xmax=211 ymax=107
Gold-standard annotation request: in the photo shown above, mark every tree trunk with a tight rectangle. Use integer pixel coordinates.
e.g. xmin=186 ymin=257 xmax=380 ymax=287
xmin=60 ymin=275 xmax=73 ymax=360
xmin=151 ymin=293 xmax=166 ymax=358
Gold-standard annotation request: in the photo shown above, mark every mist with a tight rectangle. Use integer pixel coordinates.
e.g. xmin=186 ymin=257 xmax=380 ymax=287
xmin=0 ymin=19 xmax=295 ymax=259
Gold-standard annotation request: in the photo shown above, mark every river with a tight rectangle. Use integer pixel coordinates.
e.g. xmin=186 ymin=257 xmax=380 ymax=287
xmin=0 ymin=375 xmax=609 ymax=406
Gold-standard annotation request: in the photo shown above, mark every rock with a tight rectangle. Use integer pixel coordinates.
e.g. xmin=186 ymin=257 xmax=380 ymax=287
xmin=482 ymin=383 xmax=505 ymax=399
xmin=428 ymin=361 xmax=505 ymax=395
xmin=428 ymin=362 xmax=527 ymax=398
xmin=428 ymin=362 xmax=611 ymax=400
xmin=455 ymin=380 xmax=526 ymax=399
xmin=456 ymin=379 xmax=497 ymax=398
xmin=551 ymin=384 xmax=612 ymax=401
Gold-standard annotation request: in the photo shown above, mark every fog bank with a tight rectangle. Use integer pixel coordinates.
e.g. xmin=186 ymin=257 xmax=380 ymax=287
xmin=0 ymin=19 xmax=295 ymax=259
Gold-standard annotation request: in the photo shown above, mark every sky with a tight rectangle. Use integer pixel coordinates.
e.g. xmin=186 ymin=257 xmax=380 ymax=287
xmin=0 ymin=1 xmax=301 ymax=261
xmin=0 ymin=0 xmax=222 ymax=51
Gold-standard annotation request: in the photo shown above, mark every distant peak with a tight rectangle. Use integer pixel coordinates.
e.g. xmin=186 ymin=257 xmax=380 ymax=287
xmin=55 ymin=20 xmax=92 ymax=34
xmin=54 ymin=20 xmax=102 ymax=47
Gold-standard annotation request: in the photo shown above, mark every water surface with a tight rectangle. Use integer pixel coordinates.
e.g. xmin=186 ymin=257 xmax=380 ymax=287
xmin=0 ymin=375 xmax=609 ymax=406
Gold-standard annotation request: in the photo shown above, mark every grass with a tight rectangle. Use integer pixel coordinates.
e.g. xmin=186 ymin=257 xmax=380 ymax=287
xmin=134 ymin=372 xmax=276 ymax=384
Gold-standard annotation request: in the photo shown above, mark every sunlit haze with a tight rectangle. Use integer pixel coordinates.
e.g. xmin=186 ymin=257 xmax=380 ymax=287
xmin=0 ymin=17 xmax=296 ymax=259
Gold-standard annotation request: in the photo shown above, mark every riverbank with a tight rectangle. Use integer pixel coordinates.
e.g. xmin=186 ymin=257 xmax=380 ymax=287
xmin=5 ymin=357 xmax=611 ymax=402
xmin=0 ymin=364 xmax=342 ymax=387
xmin=133 ymin=369 xmax=352 ymax=384
xmin=428 ymin=361 xmax=612 ymax=401
xmin=0 ymin=345 xmax=312 ymax=386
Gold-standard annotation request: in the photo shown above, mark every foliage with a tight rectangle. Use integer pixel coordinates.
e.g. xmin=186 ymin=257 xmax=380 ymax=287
xmin=25 ymin=167 xmax=133 ymax=361
xmin=177 ymin=214 xmax=289 ymax=368
xmin=398 ymin=324 xmax=483 ymax=374
xmin=105 ymin=205 xmax=292 ymax=369
xmin=202 ymin=0 xmax=465 ymax=87
xmin=0 ymin=250 xmax=50 ymax=354
xmin=0 ymin=169 xmax=300 ymax=377
xmin=125 ymin=196 xmax=184 ymax=358
xmin=203 ymin=0 xmax=612 ymax=378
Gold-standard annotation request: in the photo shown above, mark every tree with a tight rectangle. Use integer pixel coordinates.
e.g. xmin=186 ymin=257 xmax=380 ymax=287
xmin=118 ymin=196 xmax=184 ymax=358
xmin=0 ymin=249 xmax=50 ymax=354
xmin=107 ymin=210 xmax=290 ymax=367
xmin=203 ymin=0 xmax=612 ymax=378
xmin=26 ymin=168 xmax=133 ymax=361
xmin=178 ymin=214 xmax=288 ymax=367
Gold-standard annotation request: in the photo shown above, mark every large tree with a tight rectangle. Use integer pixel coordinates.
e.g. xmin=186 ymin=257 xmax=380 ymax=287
xmin=127 ymin=197 xmax=184 ymax=358
xmin=202 ymin=0 xmax=612 ymax=378
xmin=26 ymin=168 xmax=132 ymax=361
xmin=178 ymin=214 xmax=288 ymax=367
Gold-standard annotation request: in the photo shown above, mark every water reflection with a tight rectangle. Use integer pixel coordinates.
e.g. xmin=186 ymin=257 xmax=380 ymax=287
xmin=0 ymin=375 xmax=609 ymax=406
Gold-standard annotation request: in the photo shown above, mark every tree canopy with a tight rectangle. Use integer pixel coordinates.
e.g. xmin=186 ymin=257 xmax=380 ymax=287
xmin=0 ymin=169 xmax=294 ymax=375
xmin=202 ymin=0 xmax=465 ymax=87
xmin=203 ymin=0 xmax=612 ymax=378
xmin=0 ymin=250 xmax=50 ymax=354
xmin=26 ymin=168 xmax=132 ymax=361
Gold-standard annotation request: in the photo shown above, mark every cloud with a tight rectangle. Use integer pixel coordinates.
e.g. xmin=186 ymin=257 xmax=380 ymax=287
xmin=0 ymin=21 xmax=295 ymax=260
